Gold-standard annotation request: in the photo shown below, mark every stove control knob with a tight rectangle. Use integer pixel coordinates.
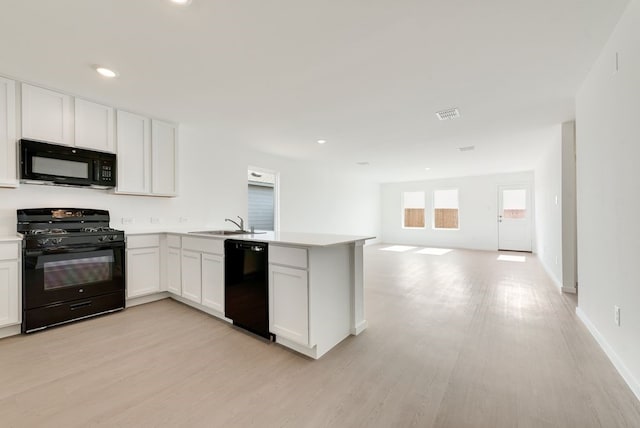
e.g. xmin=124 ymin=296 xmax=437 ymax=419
xmin=52 ymin=238 xmax=63 ymax=245
xmin=98 ymin=236 xmax=107 ymax=242
xmin=38 ymin=238 xmax=49 ymax=247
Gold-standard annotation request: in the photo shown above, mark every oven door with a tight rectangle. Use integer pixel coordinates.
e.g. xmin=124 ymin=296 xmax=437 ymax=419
xmin=23 ymin=242 xmax=125 ymax=310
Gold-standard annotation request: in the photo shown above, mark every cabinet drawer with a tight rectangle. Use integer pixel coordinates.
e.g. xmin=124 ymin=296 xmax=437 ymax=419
xmin=167 ymin=234 xmax=181 ymax=248
xmin=0 ymin=242 xmax=20 ymax=261
xmin=182 ymin=236 xmax=223 ymax=254
xmin=269 ymin=245 xmax=308 ymax=269
xmin=126 ymin=234 xmax=160 ymax=249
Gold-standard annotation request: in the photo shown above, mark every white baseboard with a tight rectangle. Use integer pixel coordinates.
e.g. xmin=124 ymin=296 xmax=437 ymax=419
xmin=576 ymin=307 xmax=640 ymax=402
xmin=0 ymin=324 xmax=20 ymax=340
xmin=126 ymin=292 xmax=170 ymax=307
xmin=538 ymin=257 xmax=563 ymax=290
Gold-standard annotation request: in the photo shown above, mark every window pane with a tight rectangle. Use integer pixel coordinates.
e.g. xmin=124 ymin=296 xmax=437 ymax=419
xmin=434 ymin=208 xmax=458 ymax=228
xmin=434 ymin=189 xmax=458 ymax=209
xmin=403 ymin=192 xmax=425 ymax=209
xmin=404 ymin=208 xmax=425 ymax=227
xmin=434 ymin=189 xmax=459 ymax=229
xmin=403 ymin=192 xmax=425 ymax=228
xmin=502 ymin=189 xmax=526 ymax=219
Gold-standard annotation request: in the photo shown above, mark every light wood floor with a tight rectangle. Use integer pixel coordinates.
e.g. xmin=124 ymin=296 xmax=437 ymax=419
xmin=1 ymin=245 xmax=639 ymax=427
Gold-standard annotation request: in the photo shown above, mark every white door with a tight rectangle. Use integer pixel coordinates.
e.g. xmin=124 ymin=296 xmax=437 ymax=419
xmin=201 ymin=253 xmax=224 ymax=313
xmin=75 ymin=98 xmax=115 ymax=152
xmin=21 ymin=84 xmax=72 ymax=145
xmin=0 ymin=77 xmax=17 ymax=187
xmin=127 ymin=247 xmax=161 ymax=298
xmin=498 ymin=186 xmax=532 ymax=252
xmin=151 ymin=120 xmax=178 ymax=196
xmin=181 ymin=250 xmax=202 ymax=303
xmin=116 ymin=110 xmax=151 ymax=194
xmin=269 ymin=264 xmax=309 ymax=346
xmin=167 ymin=247 xmax=182 ymax=295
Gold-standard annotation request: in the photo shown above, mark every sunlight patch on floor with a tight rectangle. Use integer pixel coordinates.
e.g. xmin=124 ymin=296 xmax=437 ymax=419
xmin=380 ymin=245 xmax=417 ymax=252
xmin=497 ymin=254 xmax=526 ymax=262
xmin=416 ymin=248 xmax=453 ymax=256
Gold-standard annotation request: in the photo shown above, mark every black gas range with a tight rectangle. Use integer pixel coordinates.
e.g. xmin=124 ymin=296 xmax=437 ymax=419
xmin=18 ymin=208 xmax=126 ymax=333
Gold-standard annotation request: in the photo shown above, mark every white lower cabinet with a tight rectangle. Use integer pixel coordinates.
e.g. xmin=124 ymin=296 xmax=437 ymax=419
xmin=180 ymin=237 xmax=224 ymax=313
xmin=201 ymin=253 xmax=224 ymax=312
xmin=181 ymin=249 xmax=202 ymax=303
xmin=269 ymin=264 xmax=309 ymax=346
xmin=167 ymin=246 xmax=182 ymax=295
xmin=126 ymin=235 xmax=161 ymax=299
xmin=0 ymin=259 xmax=19 ymax=328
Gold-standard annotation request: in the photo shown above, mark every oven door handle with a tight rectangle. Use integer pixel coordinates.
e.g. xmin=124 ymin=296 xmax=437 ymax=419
xmin=25 ymin=244 xmax=123 ymax=256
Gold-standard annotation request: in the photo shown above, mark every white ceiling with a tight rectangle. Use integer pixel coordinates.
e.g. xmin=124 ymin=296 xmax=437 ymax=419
xmin=0 ymin=0 xmax=629 ymax=182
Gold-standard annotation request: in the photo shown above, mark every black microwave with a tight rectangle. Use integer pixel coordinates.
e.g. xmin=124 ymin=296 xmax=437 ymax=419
xmin=20 ymin=139 xmax=116 ymax=188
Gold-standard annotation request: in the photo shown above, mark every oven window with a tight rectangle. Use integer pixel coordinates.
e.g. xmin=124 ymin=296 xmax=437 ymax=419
xmin=44 ymin=254 xmax=114 ymax=290
xmin=33 ymin=156 xmax=89 ymax=179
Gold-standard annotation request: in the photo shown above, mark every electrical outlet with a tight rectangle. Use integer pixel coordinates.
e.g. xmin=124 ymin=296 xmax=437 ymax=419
xmin=121 ymin=217 xmax=134 ymax=225
xmin=614 ymin=306 xmax=621 ymax=326
xmin=150 ymin=217 xmax=160 ymax=224
xmin=179 ymin=217 xmax=189 ymax=223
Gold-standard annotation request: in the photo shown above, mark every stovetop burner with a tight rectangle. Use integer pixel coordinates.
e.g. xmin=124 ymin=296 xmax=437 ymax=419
xmin=81 ymin=227 xmax=118 ymax=233
xmin=28 ymin=228 xmax=69 ymax=235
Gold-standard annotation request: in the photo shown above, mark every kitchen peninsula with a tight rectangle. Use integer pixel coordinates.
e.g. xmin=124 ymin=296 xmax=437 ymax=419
xmin=125 ymin=230 xmax=374 ymax=359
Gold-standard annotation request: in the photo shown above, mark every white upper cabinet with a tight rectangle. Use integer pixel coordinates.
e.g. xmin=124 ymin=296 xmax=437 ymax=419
xmin=21 ymin=83 xmax=72 ymax=145
xmin=116 ymin=110 xmax=151 ymax=194
xmin=0 ymin=77 xmax=17 ymax=187
xmin=151 ymin=120 xmax=178 ymax=196
xmin=74 ymin=98 xmax=115 ymax=152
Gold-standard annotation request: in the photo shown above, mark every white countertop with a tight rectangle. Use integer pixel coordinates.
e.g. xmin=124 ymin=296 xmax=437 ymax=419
xmin=125 ymin=228 xmax=374 ymax=247
xmin=0 ymin=235 xmax=23 ymax=242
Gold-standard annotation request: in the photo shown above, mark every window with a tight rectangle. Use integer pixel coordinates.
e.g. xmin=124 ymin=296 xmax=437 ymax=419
xmin=403 ymin=191 xmax=425 ymax=228
xmin=248 ymin=168 xmax=277 ymax=231
xmin=433 ymin=189 xmax=459 ymax=229
xmin=502 ymin=189 xmax=526 ymax=219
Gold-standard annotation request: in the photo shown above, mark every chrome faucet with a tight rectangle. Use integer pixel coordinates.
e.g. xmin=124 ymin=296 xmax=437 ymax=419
xmin=225 ymin=216 xmax=245 ymax=231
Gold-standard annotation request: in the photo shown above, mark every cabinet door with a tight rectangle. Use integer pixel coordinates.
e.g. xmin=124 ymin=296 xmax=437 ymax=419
xmin=167 ymin=247 xmax=181 ymax=295
xmin=116 ymin=110 xmax=151 ymax=194
xmin=202 ymin=253 xmax=223 ymax=313
xmin=21 ymin=83 xmax=72 ymax=145
xmin=127 ymin=247 xmax=160 ymax=298
xmin=151 ymin=120 xmax=178 ymax=196
xmin=181 ymin=249 xmax=202 ymax=303
xmin=0 ymin=77 xmax=17 ymax=187
xmin=269 ymin=264 xmax=309 ymax=346
xmin=0 ymin=260 xmax=19 ymax=327
xmin=75 ymin=98 xmax=114 ymax=152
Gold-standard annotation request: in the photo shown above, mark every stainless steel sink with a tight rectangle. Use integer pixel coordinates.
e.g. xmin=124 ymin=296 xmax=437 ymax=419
xmin=190 ymin=230 xmax=249 ymax=235
xmin=189 ymin=230 xmax=266 ymax=236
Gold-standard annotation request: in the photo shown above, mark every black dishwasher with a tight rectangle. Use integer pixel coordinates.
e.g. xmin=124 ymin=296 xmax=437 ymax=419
xmin=224 ymin=240 xmax=271 ymax=339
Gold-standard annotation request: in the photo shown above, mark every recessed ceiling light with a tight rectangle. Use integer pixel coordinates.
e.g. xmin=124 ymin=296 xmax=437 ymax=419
xmin=95 ymin=67 xmax=118 ymax=78
xmin=317 ymin=140 xmax=327 ymax=145
xmin=458 ymin=145 xmax=475 ymax=152
xmin=356 ymin=161 xmax=370 ymax=166
xmin=424 ymin=167 xmax=431 ymax=171
xmin=170 ymin=0 xmax=192 ymax=5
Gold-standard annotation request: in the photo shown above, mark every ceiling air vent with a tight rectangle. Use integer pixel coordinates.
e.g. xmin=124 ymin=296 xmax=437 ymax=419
xmin=436 ymin=108 xmax=461 ymax=121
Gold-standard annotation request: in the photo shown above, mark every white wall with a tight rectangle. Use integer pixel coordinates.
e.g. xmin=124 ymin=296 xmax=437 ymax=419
xmin=575 ymin=0 xmax=640 ymax=399
xmin=534 ymin=125 xmax=563 ymax=287
xmin=0 ymin=122 xmax=380 ymax=239
xmin=381 ymin=171 xmax=534 ymax=251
